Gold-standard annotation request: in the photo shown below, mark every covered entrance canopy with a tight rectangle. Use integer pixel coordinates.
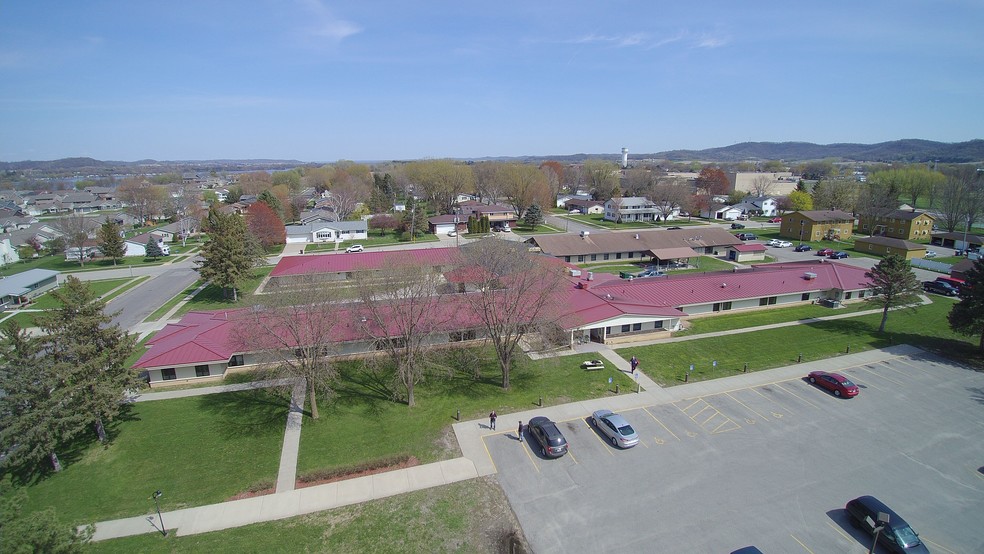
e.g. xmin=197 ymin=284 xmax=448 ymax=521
xmin=647 ymin=246 xmax=700 ymax=261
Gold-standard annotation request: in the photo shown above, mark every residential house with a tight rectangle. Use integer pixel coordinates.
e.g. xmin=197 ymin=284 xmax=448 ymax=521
xmin=155 ymin=217 xmax=201 ymax=243
xmin=604 ymin=197 xmax=670 ymax=223
xmin=702 ymin=204 xmax=743 ymax=221
xmin=0 ymin=269 xmax=59 ymax=309
xmin=930 ymin=231 xmax=983 ymax=252
xmin=853 ymin=236 xmax=927 ymax=260
xmin=428 ymin=214 xmax=466 ymax=235
xmin=284 ymin=218 xmax=368 ymax=244
xmin=556 ymin=193 xmax=592 ymax=208
xmin=565 ymin=199 xmax=605 ymax=214
xmin=857 ymin=210 xmax=935 ymax=241
xmin=732 ymin=196 xmax=779 ymax=217
xmin=124 ymin=233 xmax=170 ymax=257
xmin=457 ymin=201 xmax=517 ymax=225
xmin=779 ymin=210 xmax=855 ymax=242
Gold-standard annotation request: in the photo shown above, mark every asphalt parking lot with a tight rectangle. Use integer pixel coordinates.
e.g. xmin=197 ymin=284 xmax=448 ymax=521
xmin=488 ymin=352 xmax=984 ymax=553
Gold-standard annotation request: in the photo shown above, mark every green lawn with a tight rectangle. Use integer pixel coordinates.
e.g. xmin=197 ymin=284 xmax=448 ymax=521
xmin=511 ymin=223 xmax=563 ymax=235
xmin=5 ymin=250 xmax=193 ymax=277
xmin=618 ymin=296 xmax=971 ymax=385
xmin=86 ymin=478 xmax=515 ymax=554
xmin=566 ymin=214 xmax=651 ymax=230
xmin=296 ymin=348 xmax=635 ymax=475
xmin=17 ymin=389 xmax=288 ymax=524
xmin=175 ymin=267 xmax=275 ymax=315
xmin=0 ymin=278 xmax=143 ymax=328
xmin=675 ymin=301 xmax=872 ymax=336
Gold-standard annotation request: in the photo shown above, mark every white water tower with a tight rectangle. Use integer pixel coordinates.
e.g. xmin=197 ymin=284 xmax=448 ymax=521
xmin=621 ymin=147 xmax=629 ymax=168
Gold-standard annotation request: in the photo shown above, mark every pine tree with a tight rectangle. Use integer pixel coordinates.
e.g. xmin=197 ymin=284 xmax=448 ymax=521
xmin=196 ymin=206 xmax=260 ymax=301
xmin=863 ymin=255 xmax=922 ymax=333
xmin=98 ymin=219 xmax=126 ymax=265
xmin=257 ymin=189 xmax=284 ymax=220
xmin=524 ymin=203 xmax=544 ymax=231
xmin=948 ymin=257 xmax=984 ymax=352
xmin=34 ymin=276 xmax=137 ymax=444
xmin=145 ymin=236 xmax=164 ymax=259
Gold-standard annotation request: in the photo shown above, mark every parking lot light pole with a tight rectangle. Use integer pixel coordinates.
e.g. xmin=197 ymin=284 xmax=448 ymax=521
xmin=152 ymin=490 xmax=167 ymax=536
xmin=866 ymin=512 xmax=889 ymax=554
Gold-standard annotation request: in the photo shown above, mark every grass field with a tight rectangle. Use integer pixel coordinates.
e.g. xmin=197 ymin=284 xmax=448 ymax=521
xmin=296 ymin=348 xmax=635 ymax=474
xmin=174 ymin=266 xmax=275 ymax=315
xmin=618 ymin=296 xmax=971 ymax=385
xmin=16 ymin=389 xmax=288 ymax=524
xmin=86 ymin=477 xmax=520 ymax=554
xmin=0 ymin=277 xmax=144 ymax=328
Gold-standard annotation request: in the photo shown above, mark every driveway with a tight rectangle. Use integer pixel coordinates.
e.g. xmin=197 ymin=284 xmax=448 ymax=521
xmin=488 ymin=352 xmax=984 ymax=553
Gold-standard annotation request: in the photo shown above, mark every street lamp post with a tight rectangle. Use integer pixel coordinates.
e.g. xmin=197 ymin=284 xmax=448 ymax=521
xmin=152 ymin=490 xmax=167 ymax=536
xmin=453 ymin=216 xmax=459 ymax=248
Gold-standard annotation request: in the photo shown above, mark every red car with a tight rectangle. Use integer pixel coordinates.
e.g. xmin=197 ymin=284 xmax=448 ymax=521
xmin=816 ymin=248 xmax=834 ymax=256
xmin=768 ymin=217 xmax=782 ymax=223
xmin=808 ymin=371 xmax=859 ymax=398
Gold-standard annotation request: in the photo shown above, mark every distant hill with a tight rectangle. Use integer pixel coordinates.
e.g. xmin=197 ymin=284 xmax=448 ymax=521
xmin=648 ymin=139 xmax=984 ymax=163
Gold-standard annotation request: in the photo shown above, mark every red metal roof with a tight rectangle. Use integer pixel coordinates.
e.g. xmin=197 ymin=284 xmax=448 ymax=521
xmin=731 ymin=243 xmax=767 ymax=252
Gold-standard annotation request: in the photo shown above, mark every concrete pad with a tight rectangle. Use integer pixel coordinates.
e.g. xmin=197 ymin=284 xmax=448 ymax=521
xmin=181 ymin=497 xmax=264 ymax=535
xmin=90 ymin=514 xmax=164 ymax=541
xmin=405 ymin=462 xmax=449 ymax=490
xmin=334 ymin=476 xmax=374 ymax=507
xmin=369 ymin=468 xmax=411 ymax=499
xmin=296 ymin=482 xmax=339 ymax=514
xmin=438 ymin=457 xmax=479 ymax=483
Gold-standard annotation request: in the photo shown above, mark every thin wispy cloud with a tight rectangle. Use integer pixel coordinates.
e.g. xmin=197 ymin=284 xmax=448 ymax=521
xmin=297 ymin=0 xmax=362 ymax=42
xmin=571 ymin=33 xmax=649 ymax=48
xmin=567 ymin=29 xmax=729 ymax=50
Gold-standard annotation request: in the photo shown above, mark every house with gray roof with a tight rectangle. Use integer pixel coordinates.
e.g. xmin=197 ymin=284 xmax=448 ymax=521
xmin=285 ymin=218 xmax=368 ymax=244
xmin=0 ymin=269 xmax=59 ymax=308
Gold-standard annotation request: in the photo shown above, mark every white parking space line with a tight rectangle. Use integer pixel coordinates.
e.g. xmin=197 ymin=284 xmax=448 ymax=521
xmin=584 ymin=419 xmax=615 ymax=456
xmin=774 ymin=382 xmax=821 ymax=409
xmin=854 ymin=364 xmax=905 ymax=386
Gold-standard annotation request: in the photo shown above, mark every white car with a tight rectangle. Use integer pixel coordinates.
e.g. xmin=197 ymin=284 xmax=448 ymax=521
xmin=766 ymin=239 xmax=781 ymax=247
xmin=447 ymin=230 xmax=457 ymax=237
xmin=345 ymin=244 xmax=364 ymax=253
xmin=775 ymin=241 xmax=792 ymax=248
xmin=924 ymin=250 xmax=937 ymax=258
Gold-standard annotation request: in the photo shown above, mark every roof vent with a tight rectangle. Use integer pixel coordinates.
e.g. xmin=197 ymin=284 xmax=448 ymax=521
xmin=570 ymin=269 xmax=582 ymax=277
xmin=580 ymin=230 xmax=590 ymax=237
xmin=804 ymin=272 xmax=817 ymax=280
xmin=721 ymin=282 xmax=727 ymax=288
xmin=634 ymin=234 xmax=639 ymax=239
xmin=587 ymin=272 xmax=594 ymax=281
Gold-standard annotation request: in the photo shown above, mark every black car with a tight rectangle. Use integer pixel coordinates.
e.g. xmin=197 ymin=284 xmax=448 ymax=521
xmin=794 ymin=244 xmax=812 ymax=252
xmin=829 ymin=251 xmax=849 ymax=259
xmin=527 ymin=416 xmax=569 ymax=458
xmin=730 ymin=223 xmax=745 ymax=229
xmin=845 ymin=496 xmax=929 ymax=553
xmin=923 ymin=280 xmax=958 ymax=296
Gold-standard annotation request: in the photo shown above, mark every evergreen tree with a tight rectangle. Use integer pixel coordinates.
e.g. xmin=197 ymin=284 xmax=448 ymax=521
xmin=145 ymin=236 xmax=164 ymax=259
xmin=0 ymin=485 xmax=92 ymax=552
xmin=0 ymin=323 xmax=79 ymax=473
xmin=524 ymin=203 xmax=544 ymax=230
xmin=481 ymin=215 xmax=490 ymax=233
xmin=196 ymin=206 xmax=260 ymax=301
xmin=34 ymin=276 xmax=137 ymax=444
xmin=948 ymin=257 xmax=984 ymax=352
xmin=400 ymin=197 xmax=428 ymax=239
xmin=257 ymin=189 xmax=284 ymax=220
xmin=863 ymin=254 xmax=922 ymax=333
xmin=97 ymin=219 xmax=126 ymax=266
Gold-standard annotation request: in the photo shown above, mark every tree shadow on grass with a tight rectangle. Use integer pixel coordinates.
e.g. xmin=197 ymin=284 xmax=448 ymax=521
xmin=195 ymin=388 xmax=290 ymax=440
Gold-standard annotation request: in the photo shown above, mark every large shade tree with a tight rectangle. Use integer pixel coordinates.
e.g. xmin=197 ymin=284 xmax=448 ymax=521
xmin=196 ymin=206 xmax=261 ymax=301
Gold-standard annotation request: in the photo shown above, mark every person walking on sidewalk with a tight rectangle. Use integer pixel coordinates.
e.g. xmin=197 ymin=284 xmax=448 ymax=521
xmin=630 ymin=355 xmax=639 ymax=374
xmin=489 ymin=410 xmax=497 ymax=430
xmin=517 ymin=421 xmax=524 ymax=442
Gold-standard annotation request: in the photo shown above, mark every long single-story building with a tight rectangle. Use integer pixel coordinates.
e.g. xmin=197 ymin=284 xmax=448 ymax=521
xmin=853 ymin=236 xmax=927 ymax=260
xmin=527 ymin=228 xmax=742 ymax=265
xmin=137 ymin=249 xmax=874 ymax=386
xmin=266 ymin=247 xmax=460 ymax=287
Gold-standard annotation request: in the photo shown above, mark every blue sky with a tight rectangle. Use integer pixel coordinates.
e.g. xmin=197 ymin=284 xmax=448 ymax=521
xmin=2 ymin=1 xmax=982 ymax=162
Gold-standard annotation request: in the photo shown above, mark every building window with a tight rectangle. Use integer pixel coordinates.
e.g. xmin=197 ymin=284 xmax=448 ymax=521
xmin=162 ymin=368 xmax=176 ymax=380
xmin=654 ymin=320 xmax=663 ymax=329
xmin=590 ymin=254 xmax=597 ymax=261
xmin=229 ymin=354 xmax=244 ymax=367
xmin=723 ymin=301 xmax=733 ymax=310
xmin=603 ymin=253 xmax=610 ymax=260
xmin=621 ymin=324 xmax=630 ymax=332
xmin=858 ymin=290 xmax=865 ymax=298
xmin=565 ymin=256 xmax=571 ymax=263
xmin=713 ymin=303 xmax=721 ymax=312
xmin=632 ymin=323 xmax=642 ymax=331
xmin=802 ymin=293 xmax=810 ymax=301
xmin=616 ymin=253 xmax=622 ymax=260
xmin=628 ymin=252 xmax=634 ymax=258
xmin=577 ymin=255 xmax=585 ymax=262
xmin=195 ymin=365 xmax=210 ymax=377
xmin=605 ymin=327 xmax=611 ymax=334
xmin=845 ymin=292 xmax=853 ymax=300
xmin=450 ymin=330 xmax=477 ymax=342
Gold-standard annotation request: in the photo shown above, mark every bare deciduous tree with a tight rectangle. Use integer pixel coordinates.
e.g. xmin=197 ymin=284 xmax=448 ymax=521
xmin=233 ymin=277 xmax=342 ymax=419
xmin=501 ymin=163 xmax=549 ymax=219
xmin=472 ymin=162 xmax=504 ymax=204
xmin=53 ymin=214 xmax=94 ymax=267
xmin=750 ymin=175 xmax=774 ymax=197
xmin=354 ymin=263 xmax=451 ymax=407
xmin=455 ymin=240 xmax=565 ymax=389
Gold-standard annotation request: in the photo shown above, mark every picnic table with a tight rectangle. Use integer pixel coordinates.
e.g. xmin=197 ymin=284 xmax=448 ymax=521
xmin=581 ymin=359 xmax=605 ymax=370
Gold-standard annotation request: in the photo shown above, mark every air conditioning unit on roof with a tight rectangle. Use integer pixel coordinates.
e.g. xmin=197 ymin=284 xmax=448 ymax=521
xmin=804 ymin=272 xmax=817 ymax=280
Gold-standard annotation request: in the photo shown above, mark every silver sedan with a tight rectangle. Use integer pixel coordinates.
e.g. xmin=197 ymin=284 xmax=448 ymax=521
xmin=591 ymin=409 xmax=640 ymax=448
